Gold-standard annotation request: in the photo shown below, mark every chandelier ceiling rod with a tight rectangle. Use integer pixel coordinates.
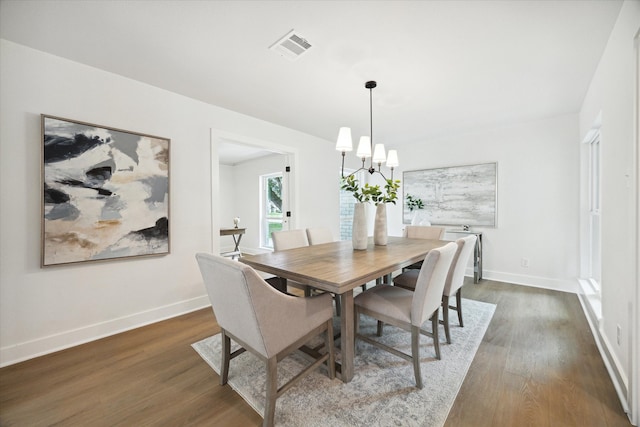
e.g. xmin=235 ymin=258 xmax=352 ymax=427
xmin=366 ymin=80 xmax=376 ymax=175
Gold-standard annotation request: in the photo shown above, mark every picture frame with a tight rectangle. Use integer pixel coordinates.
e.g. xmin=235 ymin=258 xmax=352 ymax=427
xmin=41 ymin=115 xmax=170 ymax=266
xmin=402 ymin=162 xmax=497 ymax=227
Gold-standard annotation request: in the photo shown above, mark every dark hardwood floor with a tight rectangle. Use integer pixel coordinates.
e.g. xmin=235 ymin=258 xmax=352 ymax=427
xmin=0 ymin=279 xmax=631 ymax=426
xmin=447 ymin=280 xmax=629 ymax=427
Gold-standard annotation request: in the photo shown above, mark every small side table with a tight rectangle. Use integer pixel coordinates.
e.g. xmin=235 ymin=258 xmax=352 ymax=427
xmin=220 ymin=228 xmax=246 ymax=260
xmin=446 ymin=230 xmax=483 ymax=283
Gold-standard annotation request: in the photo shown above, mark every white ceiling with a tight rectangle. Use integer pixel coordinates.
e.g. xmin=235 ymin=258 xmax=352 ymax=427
xmin=217 ymin=140 xmax=284 ymax=166
xmin=0 ymin=0 xmax=624 ymax=163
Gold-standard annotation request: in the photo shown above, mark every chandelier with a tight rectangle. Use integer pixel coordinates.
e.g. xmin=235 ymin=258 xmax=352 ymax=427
xmin=336 ymin=81 xmax=399 ymax=180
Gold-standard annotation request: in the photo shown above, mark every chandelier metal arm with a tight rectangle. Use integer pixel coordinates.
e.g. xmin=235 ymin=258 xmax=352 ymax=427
xmin=344 ymin=165 xmax=390 ymax=182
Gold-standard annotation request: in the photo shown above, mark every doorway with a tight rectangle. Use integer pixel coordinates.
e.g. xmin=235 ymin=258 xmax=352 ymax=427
xmin=212 ymin=130 xmax=297 ymax=255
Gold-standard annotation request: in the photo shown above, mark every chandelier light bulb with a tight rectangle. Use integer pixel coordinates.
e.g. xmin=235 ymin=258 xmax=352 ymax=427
xmin=372 ymin=143 xmax=386 ymax=164
xmin=356 ymin=136 xmax=372 ymax=158
xmin=335 ymin=127 xmax=353 ymax=152
xmin=386 ymin=149 xmax=399 ymax=168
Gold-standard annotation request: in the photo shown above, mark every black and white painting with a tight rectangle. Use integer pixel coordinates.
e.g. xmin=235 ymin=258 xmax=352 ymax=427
xmin=41 ymin=115 xmax=170 ymax=266
xmin=403 ymin=163 xmax=497 ymax=227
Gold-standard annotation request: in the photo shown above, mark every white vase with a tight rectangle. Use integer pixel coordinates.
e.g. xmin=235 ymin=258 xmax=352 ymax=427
xmin=374 ymin=204 xmax=388 ymax=246
xmin=352 ymin=202 xmax=368 ymax=250
xmin=411 ymin=210 xmax=431 ymax=226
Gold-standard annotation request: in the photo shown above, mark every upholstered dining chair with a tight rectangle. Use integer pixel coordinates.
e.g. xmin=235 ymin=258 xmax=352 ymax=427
xmin=403 ymin=225 xmax=446 ymax=240
xmin=305 ymin=227 xmax=334 ymax=245
xmin=195 ymin=253 xmax=335 ymax=427
xmin=270 ymin=229 xmax=312 ymax=295
xmin=393 ymin=235 xmax=477 ymax=344
xmin=272 ymin=229 xmax=310 ymax=250
xmin=354 ymin=242 xmax=457 ymax=389
xmin=403 ymin=225 xmax=446 ymax=270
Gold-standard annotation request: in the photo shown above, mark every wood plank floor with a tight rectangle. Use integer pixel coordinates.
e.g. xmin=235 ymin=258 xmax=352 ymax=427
xmin=0 ymin=279 xmax=631 ymax=426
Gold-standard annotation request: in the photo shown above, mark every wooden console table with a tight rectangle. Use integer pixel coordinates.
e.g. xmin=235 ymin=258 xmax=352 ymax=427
xmin=220 ymin=228 xmax=246 ymax=259
xmin=446 ymin=230 xmax=483 ymax=283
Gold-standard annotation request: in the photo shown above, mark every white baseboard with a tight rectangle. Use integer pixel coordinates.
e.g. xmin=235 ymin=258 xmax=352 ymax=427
xmin=0 ymin=295 xmax=211 ymax=368
xmin=577 ymin=284 xmax=630 ymax=419
xmin=481 ymin=269 xmax=578 ymax=293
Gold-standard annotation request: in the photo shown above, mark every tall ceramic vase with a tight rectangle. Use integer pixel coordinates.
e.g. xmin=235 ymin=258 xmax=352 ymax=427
xmin=374 ymin=204 xmax=388 ymax=246
xmin=352 ymin=202 xmax=368 ymax=250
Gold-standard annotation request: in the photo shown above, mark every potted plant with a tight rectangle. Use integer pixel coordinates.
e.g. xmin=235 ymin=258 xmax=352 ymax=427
xmin=341 ymin=175 xmax=400 ymax=247
xmin=406 ymin=194 xmax=424 ymax=211
xmin=405 ymin=193 xmax=431 ymax=225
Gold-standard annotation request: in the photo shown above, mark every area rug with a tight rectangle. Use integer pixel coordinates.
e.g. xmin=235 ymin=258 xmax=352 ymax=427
xmin=192 ymin=298 xmax=495 ymax=427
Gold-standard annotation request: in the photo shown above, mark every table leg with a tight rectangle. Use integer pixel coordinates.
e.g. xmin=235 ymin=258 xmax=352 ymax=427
xmin=474 ymin=234 xmax=482 ymax=283
xmin=233 ymin=234 xmax=243 ymax=251
xmin=339 ymin=290 xmax=354 ymax=382
xmin=477 ymin=234 xmax=482 ymax=281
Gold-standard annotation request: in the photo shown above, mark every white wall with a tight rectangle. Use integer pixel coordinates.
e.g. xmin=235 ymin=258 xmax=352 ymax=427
xmin=218 ymin=164 xmax=237 ymax=240
xmin=578 ymin=0 xmax=640 ymax=420
xmin=0 ymin=40 xmax=338 ymax=366
xmin=385 ymin=114 xmax=580 ymax=292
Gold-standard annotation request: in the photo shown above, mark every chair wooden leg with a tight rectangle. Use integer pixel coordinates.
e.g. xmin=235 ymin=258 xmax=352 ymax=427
xmin=377 ymin=320 xmax=384 ymax=337
xmin=456 ymin=289 xmax=464 ymax=327
xmin=220 ymin=329 xmax=231 ymax=385
xmin=326 ymin=320 xmax=336 ymax=379
xmin=442 ymin=295 xmax=451 ymax=344
xmin=432 ymin=309 xmax=441 ymax=360
xmin=264 ymin=357 xmax=278 ymax=427
xmin=334 ymin=294 xmax=341 ymax=316
xmin=411 ymin=325 xmax=423 ymax=389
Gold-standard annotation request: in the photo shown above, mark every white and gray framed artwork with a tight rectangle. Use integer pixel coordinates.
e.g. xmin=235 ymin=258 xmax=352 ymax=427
xmin=403 ymin=162 xmax=497 ymax=227
xmin=41 ymin=115 xmax=170 ymax=266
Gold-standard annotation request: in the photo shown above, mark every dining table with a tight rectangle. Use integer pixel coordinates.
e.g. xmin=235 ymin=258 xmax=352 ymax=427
xmin=239 ymin=236 xmax=448 ymax=383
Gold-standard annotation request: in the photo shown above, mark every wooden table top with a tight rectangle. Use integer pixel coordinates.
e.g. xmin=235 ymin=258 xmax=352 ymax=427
xmin=220 ymin=228 xmax=246 ymax=236
xmin=240 ymin=236 xmax=448 ymax=294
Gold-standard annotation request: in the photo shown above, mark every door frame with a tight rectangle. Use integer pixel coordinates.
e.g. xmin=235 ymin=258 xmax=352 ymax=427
xmin=210 ymin=129 xmax=298 ymax=254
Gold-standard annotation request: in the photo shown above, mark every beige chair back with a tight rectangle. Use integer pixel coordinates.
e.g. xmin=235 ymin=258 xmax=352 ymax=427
xmin=411 ymin=242 xmax=457 ymax=326
xmin=404 ymin=225 xmax=445 ymax=240
xmin=196 ymin=253 xmax=296 ymax=357
xmin=272 ymin=229 xmax=309 ymax=251
xmin=444 ymin=235 xmax=477 ymax=297
xmin=306 ymin=227 xmax=334 ymax=245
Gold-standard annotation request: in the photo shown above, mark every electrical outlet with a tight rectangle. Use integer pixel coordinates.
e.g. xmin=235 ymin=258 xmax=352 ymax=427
xmin=521 ymin=258 xmax=530 ymax=268
xmin=617 ymin=325 xmax=621 ymax=345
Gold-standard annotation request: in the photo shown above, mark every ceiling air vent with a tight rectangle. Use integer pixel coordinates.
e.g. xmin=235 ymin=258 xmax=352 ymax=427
xmin=269 ymin=30 xmax=312 ymax=61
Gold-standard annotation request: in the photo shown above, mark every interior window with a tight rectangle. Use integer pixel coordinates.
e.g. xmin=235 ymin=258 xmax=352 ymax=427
xmin=261 ymin=172 xmax=283 ymax=248
xmin=588 ymin=133 xmax=601 ymax=292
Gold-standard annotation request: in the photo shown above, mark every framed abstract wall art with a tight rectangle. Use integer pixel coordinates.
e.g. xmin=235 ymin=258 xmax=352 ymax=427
xmin=41 ymin=115 xmax=170 ymax=266
xmin=402 ymin=162 xmax=497 ymax=227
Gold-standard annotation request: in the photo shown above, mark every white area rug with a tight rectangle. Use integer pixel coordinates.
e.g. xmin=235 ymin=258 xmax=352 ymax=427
xmin=192 ymin=298 xmax=495 ymax=427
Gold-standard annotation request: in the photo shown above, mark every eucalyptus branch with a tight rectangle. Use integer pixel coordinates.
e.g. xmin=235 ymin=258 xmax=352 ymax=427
xmin=342 ymin=175 xmax=400 ymax=206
